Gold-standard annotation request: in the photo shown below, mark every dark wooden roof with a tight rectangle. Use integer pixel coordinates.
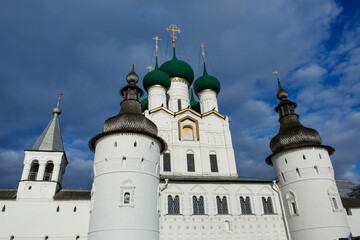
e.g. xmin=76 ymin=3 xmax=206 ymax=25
xmin=53 ymin=189 xmax=91 ymax=200
xmin=341 ymin=197 xmax=360 ymax=208
xmin=0 ymin=189 xmax=17 ymax=200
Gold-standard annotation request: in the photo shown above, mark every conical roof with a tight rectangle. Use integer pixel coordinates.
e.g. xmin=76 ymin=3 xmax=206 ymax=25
xmin=143 ymin=57 xmax=171 ymax=91
xmin=193 ymin=62 xmax=220 ymax=96
xmin=160 ymin=48 xmax=194 ymax=85
xmin=32 ymin=98 xmax=64 ymax=152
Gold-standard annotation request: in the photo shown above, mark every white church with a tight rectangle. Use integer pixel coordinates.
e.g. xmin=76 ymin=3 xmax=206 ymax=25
xmin=0 ymin=25 xmax=359 ymax=240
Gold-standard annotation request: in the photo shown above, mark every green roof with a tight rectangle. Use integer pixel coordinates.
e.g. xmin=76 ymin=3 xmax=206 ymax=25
xmin=141 ymin=97 xmax=148 ymax=112
xmin=159 ymin=48 xmax=194 ymax=86
xmin=143 ymin=57 xmax=171 ymax=91
xmin=193 ymin=62 xmax=220 ymax=96
xmin=190 ymin=88 xmax=201 ymax=113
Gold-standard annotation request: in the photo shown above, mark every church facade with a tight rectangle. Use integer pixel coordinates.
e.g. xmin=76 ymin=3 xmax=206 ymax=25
xmin=0 ymin=27 xmax=359 ymax=240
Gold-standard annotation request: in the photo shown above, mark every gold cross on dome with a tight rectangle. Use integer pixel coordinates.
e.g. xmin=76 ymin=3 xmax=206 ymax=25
xmin=152 ymin=36 xmax=162 ymax=56
xmin=57 ymin=92 xmax=63 ymax=107
xmin=199 ymin=43 xmax=207 ymax=62
xmin=272 ymin=71 xmax=279 ymax=79
xmin=146 ymin=65 xmax=154 ymax=72
xmin=166 ymin=24 xmax=181 ymax=47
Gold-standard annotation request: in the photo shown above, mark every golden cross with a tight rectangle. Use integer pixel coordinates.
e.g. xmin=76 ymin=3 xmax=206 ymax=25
xmin=166 ymin=24 xmax=181 ymax=47
xmin=57 ymin=92 xmax=63 ymax=107
xmin=199 ymin=43 xmax=207 ymax=62
xmin=152 ymin=36 xmax=162 ymax=56
xmin=146 ymin=65 xmax=154 ymax=72
xmin=272 ymin=71 xmax=279 ymax=79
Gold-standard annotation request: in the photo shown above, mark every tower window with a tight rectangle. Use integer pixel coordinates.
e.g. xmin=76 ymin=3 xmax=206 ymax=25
xmin=303 ymin=154 xmax=306 ymax=160
xmin=134 ymin=141 xmax=137 ymax=147
xmin=163 ymin=153 xmax=171 ymax=172
xmin=124 ymin=192 xmax=130 ymax=204
xmin=209 ymin=154 xmax=218 ymax=172
xmin=45 ymin=236 xmax=48 ymax=240
xmin=168 ymin=195 xmax=180 ymax=215
xmin=262 ymin=197 xmax=274 ymax=214
xmin=216 ymin=196 xmax=228 ymax=214
xmin=346 ymin=208 xmax=352 ymax=216
xmin=193 ymin=196 xmax=205 ymax=215
xmin=56 ymin=206 xmax=60 ymax=212
xmin=240 ymin=196 xmax=252 ymax=215
xmin=187 ymin=153 xmax=195 ymax=172
xmin=178 ymin=99 xmax=182 ymax=111
xmin=284 ymin=158 xmax=288 ymax=164
xmin=43 ymin=161 xmax=54 ymax=181
xmin=28 ymin=160 xmax=39 ymax=180
xmin=2 ymin=205 xmax=5 ymax=212
xmin=10 ymin=236 xmax=14 ymax=240
xmin=114 ymin=141 xmax=117 ymax=147
xmin=319 ymin=153 xmax=322 ymax=159
xmin=73 ymin=206 xmax=77 ymax=212
xmin=296 ymin=168 xmax=301 ymax=177
xmin=314 ymin=166 xmax=319 ymax=175
xmin=332 ymin=197 xmax=338 ymax=210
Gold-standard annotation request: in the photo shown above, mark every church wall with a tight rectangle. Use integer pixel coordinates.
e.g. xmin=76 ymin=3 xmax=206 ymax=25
xmin=346 ymin=208 xmax=360 ymax=236
xmin=159 ymin=182 xmax=287 ymax=240
xmin=0 ymin=199 xmax=90 ymax=239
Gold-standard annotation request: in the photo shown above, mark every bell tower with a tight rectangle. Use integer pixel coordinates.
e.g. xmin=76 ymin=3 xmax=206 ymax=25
xmin=17 ymin=93 xmax=68 ymax=200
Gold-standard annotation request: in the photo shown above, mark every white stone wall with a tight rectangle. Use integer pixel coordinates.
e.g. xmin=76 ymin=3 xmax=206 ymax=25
xmin=146 ymin=110 xmax=237 ymax=178
xmin=346 ymin=208 xmax=360 ymax=236
xmin=271 ymin=146 xmax=351 ymax=240
xmin=148 ymin=86 xmax=167 ymax=110
xmin=0 ymin=199 xmax=90 ymax=240
xmin=199 ymin=90 xmax=218 ymax=113
xmin=159 ymin=182 xmax=287 ymax=240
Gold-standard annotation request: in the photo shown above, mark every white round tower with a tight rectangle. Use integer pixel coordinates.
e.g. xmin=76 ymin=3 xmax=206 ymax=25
xmin=266 ymin=76 xmax=351 ymax=240
xmin=88 ymin=66 xmax=166 ymax=240
xmin=198 ymin=90 xmax=218 ymax=113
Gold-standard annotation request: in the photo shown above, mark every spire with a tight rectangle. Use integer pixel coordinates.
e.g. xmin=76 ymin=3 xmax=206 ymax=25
xmin=200 ymin=43 xmax=208 ymax=75
xmin=32 ymin=93 xmax=64 ymax=152
xmin=273 ymin=71 xmax=288 ymax=100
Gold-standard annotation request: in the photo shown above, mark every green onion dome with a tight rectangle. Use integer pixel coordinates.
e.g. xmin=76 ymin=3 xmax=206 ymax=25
xmin=143 ymin=57 xmax=171 ymax=91
xmin=193 ymin=63 xmax=220 ymax=96
xmin=159 ymin=48 xmax=194 ymax=86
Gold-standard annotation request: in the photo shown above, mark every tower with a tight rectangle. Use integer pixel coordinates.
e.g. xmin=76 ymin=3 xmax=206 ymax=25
xmin=193 ymin=44 xmax=221 ymax=113
xmin=88 ymin=66 xmax=166 ymax=240
xmin=17 ymin=93 xmax=68 ymax=199
xmin=159 ymin=24 xmax=194 ymax=112
xmin=266 ymin=74 xmax=351 ymax=239
xmin=143 ymin=36 xmax=171 ymax=110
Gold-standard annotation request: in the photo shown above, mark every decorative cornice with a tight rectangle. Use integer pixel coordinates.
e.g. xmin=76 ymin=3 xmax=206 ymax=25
xmin=170 ymin=77 xmax=190 ymax=87
xmin=202 ymin=110 xmax=226 ymax=119
xmin=198 ymin=88 xmax=217 ymax=97
xmin=149 ymin=106 xmax=225 ymax=120
xmin=147 ymin=84 xmax=167 ymax=91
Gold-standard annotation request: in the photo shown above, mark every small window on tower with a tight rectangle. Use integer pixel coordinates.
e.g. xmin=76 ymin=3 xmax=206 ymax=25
xmin=43 ymin=161 xmax=54 ymax=181
xmin=28 ymin=160 xmax=40 ymax=181
xmin=73 ymin=206 xmax=77 ymax=212
xmin=2 ymin=205 xmax=5 ymax=212
xmin=124 ymin=192 xmax=130 ymax=204
xmin=178 ymin=99 xmax=182 ymax=111
xmin=303 ymin=154 xmax=306 ymax=160
xmin=319 ymin=153 xmax=322 ymax=159
xmin=332 ymin=197 xmax=338 ymax=210
xmin=56 ymin=206 xmax=60 ymax=212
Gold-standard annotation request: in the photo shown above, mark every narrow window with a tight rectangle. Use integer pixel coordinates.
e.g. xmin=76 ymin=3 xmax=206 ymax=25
xmin=216 ymin=196 xmax=228 ymax=214
xmin=187 ymin=153 xmax=195 ymax=172
xmin=319 ymin=153 xmax=322 ymax=159
xmin=134 ymin=141 xmax=137 ymax=147
xmin=2 ymin=205 xmax=5 ymax=212
xmin=209 ymin=154 xmax=218 ymax=172
xmin=332 ymin=197 xmax=338 ymax=209
xmin=168 ymin=195 xmax=180 ymax=215
xmin=114 ymin=141 xmax=117 ymax=147
xmin=346 ymin=208 xmax=352 ymax=216
xmin=45 ymin=236 xmax=48 ymax=240
xmin=76 ymin=236 xmax=80 ymax=240
xmin=124 ymin=192 xmax=130 ymax=204
xmin=56 ymin=206 xmax=60 ymax=212
xmin=314 ymin=166 xmax=319 ymax=175
xmin=303 ymin=154 xmax=306 ymax=160
xmin=28 ymin=160 xmax=39 ymax=180
xmin=43 ymin=161 xmax=54 ymax=181
xmin=73 ymin=206 xmax=77 ymax=212
xmin=291 ymin=202 xmax=298 ymax=214
xmin=284 ymin=158 xmax=288 ymax=164
xmin=178 ymin=99 xmax=182 ymax=111
xmin=296 ymin=168 xmax=301 ymax=177
xmin=163 ymin=153 xmax=171 ymax=172
xmin=10 ymin=236 xmax=14 ymax=240
xmin=240 ymin=197 xmax=252 ymax=215
xmin=193 ymin=196 xmax=205 ymax=215
xmin=281 ymin=172 xmax=286 ymax=182
xmin=262 ymin=197 xmax=274 ymax=214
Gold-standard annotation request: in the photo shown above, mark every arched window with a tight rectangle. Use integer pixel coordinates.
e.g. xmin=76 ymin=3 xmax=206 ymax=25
xmin=56 ymin=206 xmax=60 ymax=212
xmin=168 ymin=195 xmax=180 ymax=215
xmin=209 ymin=153 xmax=218 ymax=172
xmin=182 ymin=126 xmax=194 ymax=140
xmin=224 ymin=220 xmax=230 ymax=231
xmin=124 ymin=192 xmax=130 ymax=204
xmin=193 ymin=196 xmax=205 ymax=215
xmin=43 ymin=161 xmax=54 ymax=181
xmin=332 ymin=197 xmax=338 ymax=210
xmin=28 ymin=160 xmax=39 ymax=180
xmin=187 ymin=152 xmax=195 ymax=172
xmin=262 ymin=197 xmax=274 ymax=214
xmin=73 ymin=206 xmax=77 ymax=212
xmin=2 ymin=205 xmax=5 ymax=212
xmin=216 ymin=196 xmax=228 ymax=214
xmin=240 ymin=196 xmax=252 ymax=215
xmin=177 ymin=99 xmax=182 ymax=111
xmin=163 ymin=152 xmax=171 ymax=172
xmin=286 ymin=191 xmax=298 ymax=215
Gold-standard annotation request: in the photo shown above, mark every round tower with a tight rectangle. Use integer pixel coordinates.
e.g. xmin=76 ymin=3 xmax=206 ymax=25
xmin=143 ymin=36 xmax=171 ymax=110
xmin=266 ymin=74 xmax=351 ymax=240
xmin=88 ymin=66 xmax=166 ymax=240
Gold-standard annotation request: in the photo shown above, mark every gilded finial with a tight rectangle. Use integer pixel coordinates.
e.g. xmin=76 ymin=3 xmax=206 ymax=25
xmin=273 ymin=71 xmax=288 ymax=100
xmin=199 ymin=43 xmax=207 ymax=62
xmin=152 ymin=36 xmax=161 ymax=56
xmin=146 ymin=65 xmax=154 ymax=72
xmin=166 ymin=24 xmax=181 ymax=48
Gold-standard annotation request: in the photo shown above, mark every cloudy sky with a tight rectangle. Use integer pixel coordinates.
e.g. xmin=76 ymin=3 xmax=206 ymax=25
xmin=0 ymin=0 xmax=359 ymax=189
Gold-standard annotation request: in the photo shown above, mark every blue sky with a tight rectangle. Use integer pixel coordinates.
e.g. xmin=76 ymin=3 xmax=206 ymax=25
xmin=0 ymin=0 xmax=359 ymax=189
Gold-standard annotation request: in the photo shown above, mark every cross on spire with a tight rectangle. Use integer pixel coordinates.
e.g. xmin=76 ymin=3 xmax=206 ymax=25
xmin=146 ymin=65 xmax=154 ymax=72
xmin=57 ymin=92 xmax=63 ymax=108
xmin=166 ymin=24 xmax=181 ymax=48
xmin=272 ymin=71 xmax=279 ymax=79
xmin=152 ymin=35 xmax=161 ymax=56
xmin=199 ymin=43 xmax=207 ymax=62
